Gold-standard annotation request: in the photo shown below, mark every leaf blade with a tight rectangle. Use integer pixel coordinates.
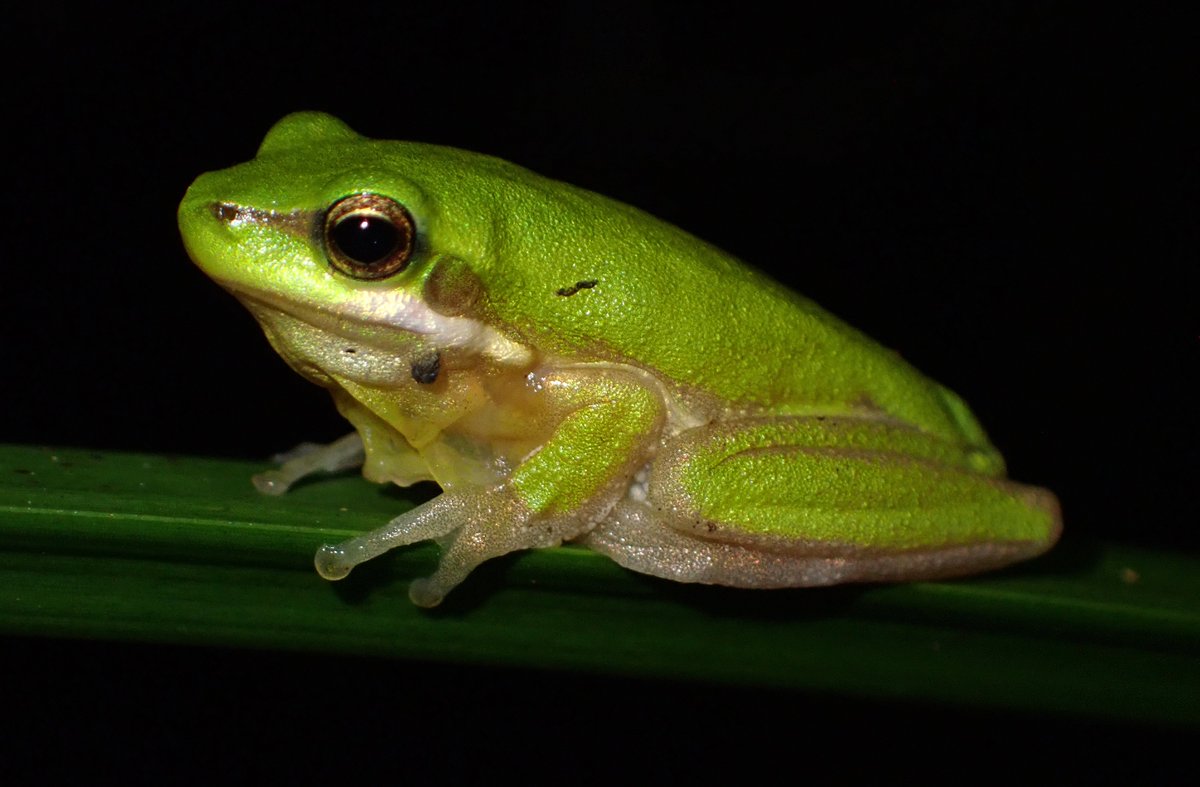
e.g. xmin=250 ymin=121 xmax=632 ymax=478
xmin=1 ymin=444 xmax=1197 ymax=725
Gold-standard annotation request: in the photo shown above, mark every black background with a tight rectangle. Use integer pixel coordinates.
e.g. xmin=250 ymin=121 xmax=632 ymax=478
xmin=2 ymin=2 xmax=1195 ymax=781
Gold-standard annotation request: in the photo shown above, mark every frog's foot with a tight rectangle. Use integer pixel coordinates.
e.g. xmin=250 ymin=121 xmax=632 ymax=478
xmin=253 ymin=432 xmax=365 ymax=495
xmin=314 ymin=489 xmax=483 ymax=581
xmin=315 ymin=485 xmax=596 ymax=607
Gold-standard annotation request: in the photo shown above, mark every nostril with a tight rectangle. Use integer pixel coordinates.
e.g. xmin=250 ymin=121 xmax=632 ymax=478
xmin=211 ymin=202 xmax=240 ymax=223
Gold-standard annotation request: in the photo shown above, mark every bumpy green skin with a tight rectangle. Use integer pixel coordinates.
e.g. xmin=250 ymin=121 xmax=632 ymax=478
xmin=665 ymin=419 xmax=1051 ymax=546
xmin=179 ymin=112 xmax=1061 ymax=606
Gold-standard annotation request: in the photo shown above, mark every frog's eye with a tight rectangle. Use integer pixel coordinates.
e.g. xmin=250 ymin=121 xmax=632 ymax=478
xmin=324 ymin=194 xmax=416 ymax=280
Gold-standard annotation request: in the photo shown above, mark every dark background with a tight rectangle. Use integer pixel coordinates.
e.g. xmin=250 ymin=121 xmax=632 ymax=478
xmin=2 ymin=2 xmax=1195 ymax=780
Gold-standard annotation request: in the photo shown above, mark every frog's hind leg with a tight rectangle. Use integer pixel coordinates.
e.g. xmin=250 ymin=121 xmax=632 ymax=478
xmin=579 ymin=417 xmax=1062 ymax=588
xmin=581 ymin=498 xmax=853 ymax=587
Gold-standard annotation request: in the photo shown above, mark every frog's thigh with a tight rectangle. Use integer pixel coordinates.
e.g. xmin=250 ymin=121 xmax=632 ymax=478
xmin=582 ymin=417 xmax=1061 ymax=587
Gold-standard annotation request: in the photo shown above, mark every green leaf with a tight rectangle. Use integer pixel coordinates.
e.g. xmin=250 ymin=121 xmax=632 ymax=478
xmin=1 ymin=444 xmax=1196 ymax=725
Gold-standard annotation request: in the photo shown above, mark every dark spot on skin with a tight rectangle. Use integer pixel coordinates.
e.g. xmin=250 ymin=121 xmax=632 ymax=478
xmin=13 ymin=468 xmax=32 ymax=475
xmin=556 ymin=279 xmax=598 ymax=297
xmin=706 ymin=522 xmax=718 ymax=533
xmin=410 ymin=352 xmax=441 ymax=384
xmin=344 ymin=348 xmax=357 ymax=354
xmin=852 ymin=394 xmax=880 ymax=412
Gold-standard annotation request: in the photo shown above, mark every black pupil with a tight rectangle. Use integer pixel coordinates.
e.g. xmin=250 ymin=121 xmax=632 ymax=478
xmin=331 ymin=213 xmax=400 ymax=266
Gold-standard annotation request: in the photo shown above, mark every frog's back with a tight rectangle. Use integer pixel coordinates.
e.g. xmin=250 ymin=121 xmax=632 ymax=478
xmin=353 ymin=138 xmax=996 ymax=460
xmin=386 ymin=151 xmax=995 ymax=458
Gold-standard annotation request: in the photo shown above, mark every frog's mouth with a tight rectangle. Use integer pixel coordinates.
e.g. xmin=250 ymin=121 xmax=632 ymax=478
xmin=229 ymin=284 xmax=532 ymax=368
xmin=182 ymin=194 xmax=533 ymax=367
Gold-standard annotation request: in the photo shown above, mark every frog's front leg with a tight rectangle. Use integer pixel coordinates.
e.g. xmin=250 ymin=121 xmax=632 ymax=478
xmin=581 ymin=416 xmax=1062 ymax=587
xmin=251 ymin=432 xmax=365 ymax=495
xmin=251 ymin=388 xmax=440 ymax=495
xmin=316 ymin=366 xmax=667 ymax=607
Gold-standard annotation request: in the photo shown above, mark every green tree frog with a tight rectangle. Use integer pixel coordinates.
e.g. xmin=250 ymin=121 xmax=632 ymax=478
xmin=179 ymin=112 xmax=1061 ymax=607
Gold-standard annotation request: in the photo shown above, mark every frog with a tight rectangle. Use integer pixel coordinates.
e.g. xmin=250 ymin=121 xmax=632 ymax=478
xmin=178 ymin=112 xmax=1061 ymax=608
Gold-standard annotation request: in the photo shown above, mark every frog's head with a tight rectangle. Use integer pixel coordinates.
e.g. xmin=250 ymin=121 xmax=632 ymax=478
xmin=179 ymin=112 xmax=530 ymax=387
